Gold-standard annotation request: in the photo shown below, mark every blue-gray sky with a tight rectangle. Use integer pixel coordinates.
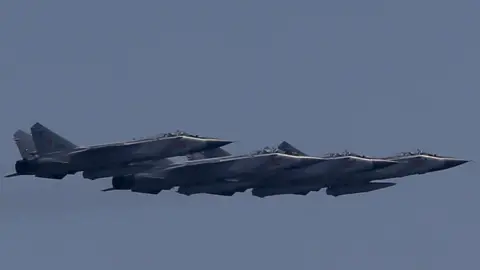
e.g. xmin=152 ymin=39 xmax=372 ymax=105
xmin=1 ymin=0 xmax=478 ymax=269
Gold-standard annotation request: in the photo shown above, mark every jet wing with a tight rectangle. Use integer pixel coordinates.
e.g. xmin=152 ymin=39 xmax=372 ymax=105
xmin=68 ymin=143 xmax=137 ymax=157
xmin=163 ymin=158 xmax=245 ymax=180
xmin=67 ymin=143 xmax=152 ymax=166
xmin=163 ymin=161 xmax=231 ymax=180
xmin=68 ymin=137 xmax=183 ymax=166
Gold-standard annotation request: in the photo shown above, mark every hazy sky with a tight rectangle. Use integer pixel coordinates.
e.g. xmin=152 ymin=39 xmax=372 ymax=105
xmin=1 ymin=1 xmax=479 ymax=269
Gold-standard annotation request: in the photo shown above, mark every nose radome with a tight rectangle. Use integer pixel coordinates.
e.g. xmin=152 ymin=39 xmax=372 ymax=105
xmin=372 ymin=160 xmax=398 ymax=170
xmin=444 ymin=159 xmax=470 ymax=169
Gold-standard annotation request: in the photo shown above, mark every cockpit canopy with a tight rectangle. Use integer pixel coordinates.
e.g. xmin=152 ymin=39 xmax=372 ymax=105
xmin=388 ymin=149 xmax=445 ymax=158
xmin=322 ymin=150 xmax=368 ymax=158
xmin=249 ymin=146 xmax=287 ymax=155
xmin=134 ymin=130 xmax=217 ymax=141
xmin=158 ymin=130 xmax=202 ymax=138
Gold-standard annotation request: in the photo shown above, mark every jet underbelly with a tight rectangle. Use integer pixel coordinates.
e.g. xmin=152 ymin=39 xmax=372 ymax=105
xmin=177 ymin=180 xmax=252 ymax=196
xmin=131 ymin=175 xmax=168 ymax=193
xmin=252 ymin=184 xmax=321 ymax=197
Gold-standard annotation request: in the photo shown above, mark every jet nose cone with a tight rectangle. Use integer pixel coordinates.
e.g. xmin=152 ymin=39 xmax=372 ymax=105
xmin=204 ymin=139 xmax=234 ymax=150
xmin=444 ymin=159 xmax=470 ymax=169
xmin=372 ymin=160 xmax=398 ymax=170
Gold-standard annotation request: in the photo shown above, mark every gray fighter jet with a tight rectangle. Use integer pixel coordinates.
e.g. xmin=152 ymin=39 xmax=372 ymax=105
xmin=175 ymin=143 xmax=396 ymax=196
xmin=251 ymin=142 xmax=470 ymax=197
xmin=6 ymin=123 xmax=232 ymax=179
xmin=101 ymin=145 xmax=328 ymax=194
xmin=184 ymin=143 xmax=397 ymax=197
xmin=324 ymin=149 xmax=470 ymax=197
xmin=251 ymin=151 xmax=397 ymax=194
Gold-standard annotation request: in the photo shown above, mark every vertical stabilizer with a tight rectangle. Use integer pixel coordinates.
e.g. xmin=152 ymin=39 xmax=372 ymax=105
xmin=277 ymin=141 xmax=307 ymax=156
xmin=13 ymin=130 xmax=37 ymax=159
xmin=30 ymin=122 xmax=78 ymax=155
xmin=186 ymin=148 xmax=231 ymax=161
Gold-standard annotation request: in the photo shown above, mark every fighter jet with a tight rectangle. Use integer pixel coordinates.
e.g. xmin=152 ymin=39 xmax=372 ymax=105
xmin=101 ymin=144 xmax=328 ymax=194
xmin=174 ymin=143 xmax=396 ymax=196
xmin=6 ymin=122 xmax=232 ymax=179
xmin=251 ymin=143 xmax=470 ymax=197
xmin=5 ymin=128 xmax=134 ymax=179
xmin=248 ymin=143 xmax=398 ymax=197
xmin=324 ymin=149 xmax=471 ymax=197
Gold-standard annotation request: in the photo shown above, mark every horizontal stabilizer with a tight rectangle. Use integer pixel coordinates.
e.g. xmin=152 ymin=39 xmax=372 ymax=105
xmin=4 ymin=172 xmax=20 ymax=178
xmin=34 ymin=172 xmax=67 ymax=179
xmin=131 ymin=189 xmax=162 ymax=195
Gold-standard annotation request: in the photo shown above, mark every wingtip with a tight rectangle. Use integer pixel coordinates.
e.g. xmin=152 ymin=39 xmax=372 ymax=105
xmin=207 ymin=139 xmax=235 ymax=148
xmin=224 ymin=139 xmax=237 ymax=145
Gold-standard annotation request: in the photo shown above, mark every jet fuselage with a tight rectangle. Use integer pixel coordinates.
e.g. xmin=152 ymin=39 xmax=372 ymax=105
xmin=110 ymin=152 xmax=326 ymax=193
xmin=181 ymin=156 xmax=397 ymax=196
xmin=13 ymin=136 xmax=231 ymax=180
xmin=250 ymin=154 xmax=469 ymax=197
